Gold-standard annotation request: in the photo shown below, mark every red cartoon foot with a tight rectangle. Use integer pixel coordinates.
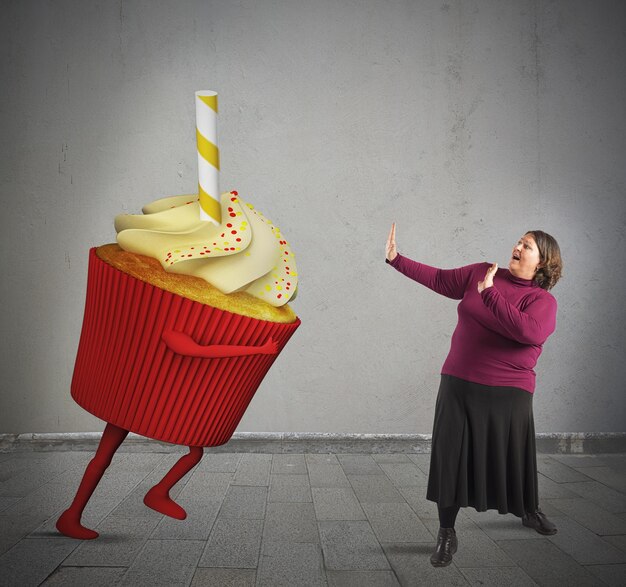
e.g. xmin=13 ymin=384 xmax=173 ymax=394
xmin=56 ymin=510 xmax=99 ymax=540
xmin=143 ymin=487 xmax=187 ymax=520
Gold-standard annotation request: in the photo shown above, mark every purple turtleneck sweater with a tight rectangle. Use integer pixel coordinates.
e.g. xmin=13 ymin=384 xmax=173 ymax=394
xmin=387 ymin=254 xmax=557 ymax=393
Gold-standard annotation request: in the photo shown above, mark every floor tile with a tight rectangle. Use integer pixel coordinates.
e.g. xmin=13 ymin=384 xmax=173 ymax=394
xmin=378 ymin=463 xmax=429 ymax=488
xmin=0 ymin=497 xmax=20 ymax=513
xmin=572 ymin=466 xmax=626 ymax=494
xmin=262 ymin=502 xmax=319 ymax=543
xmin=381 ymin=541 xmax=469 ymax=586
xmin=585 ymin=563 xmax=626 ymax=587
xmin=0 ymin=537 xmax=80 ymax=587
xmin=198 ymin=453 xmax=241 ymax=473
xmin=548 ymin=498 xmax=626 ymax=535
xmin=545 ymin=515 xmax=626 ymax=564
xmin=305 ymin=454 xmax=339 ymax=466
xmin=337 ymin=454 xmax=385 ymax=475
xmin=461 ymin=509 xmax=544 ymax=541
xmin=498 ymin=538 xmax=600 ymax=586
xmin=119 ymin=539 xmax=204 ymax=586
xmin=347 ymin=474 xmax=405 ymax=503
xmin=550 ymin=454 xmax=607 ymax=468
xmin=218 ymin=485 xmax=267 ymax=520
xmin=536 ymin=456 xmax=593 ymax=484
xmin=406 ymin=453 xmax=431 ymax=474
xmin=397 ymin=486 xmax=440 ymax=519
xmin=63 ymin=515 xmax=160 ymax=566
xmin=537 ymin=473 xmax=579 ymax=499
xmin=312 ymin=487 xmax=366 ymax=520
xmin=41 ymin=566 xmax=127 ymax=586
xmin=327 ymin=569 xmax=400 ymax=586
xmin=231 ymin=454 xmax=272 ymax=486
xmin=0 ymin=512 xmax=52 ymax=556
xmin=307 ymin=463 xmax=351 ymax=488
xmin=598 ymin=455 xmax=626 ymax=471
xmin=271 ymin=453 xmax=307 ymax=475
xmin=459 ymin=566 xmax=538 ymax=586
xmin=561 ymin=479 xmax=626 ymax=513
xmin=362 ymin=502 xmax=432 ymax=542
xmin=198 ymin=517 xmax=263 ymax=568
xmin=268 ymin=474 xmax=312 ymax=503
xmin=371 ymin=454 xmax=413 ymax=464
xmin=604 ymin=534 xmax=626 ymax=553
xmin=191 ymin=567 xmax=256 ymax=586
xmin=318 ymin=520 xmax=390 ymax=570
xmin=257 ymin=541 xmax=326 ymax=586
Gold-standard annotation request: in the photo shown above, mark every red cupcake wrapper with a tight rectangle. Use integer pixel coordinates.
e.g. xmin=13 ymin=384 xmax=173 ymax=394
xmin=71 ymin=248 xmax=300 ymax=446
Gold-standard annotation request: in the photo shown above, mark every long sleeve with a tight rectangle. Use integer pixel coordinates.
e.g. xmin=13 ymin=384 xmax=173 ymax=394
xmin=387 ymin=253 xmax=476 ymax=300
xmin=480 ymin=286 xmax=557 ymax=345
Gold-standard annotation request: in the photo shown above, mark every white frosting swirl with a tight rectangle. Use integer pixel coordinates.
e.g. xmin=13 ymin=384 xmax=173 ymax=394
xmin=114 ymin=191 xmax=298 ymax=307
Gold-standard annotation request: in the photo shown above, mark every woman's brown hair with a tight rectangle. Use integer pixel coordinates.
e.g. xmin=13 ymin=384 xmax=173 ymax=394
xmin=526 ymin=230 xmax=562 ymax=290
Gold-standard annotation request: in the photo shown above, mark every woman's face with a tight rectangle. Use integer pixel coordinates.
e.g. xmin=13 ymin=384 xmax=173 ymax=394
xmin=509 ymin=234 xmax=542 ymax=279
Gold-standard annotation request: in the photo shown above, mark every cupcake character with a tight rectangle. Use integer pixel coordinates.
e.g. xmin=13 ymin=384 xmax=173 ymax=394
xmin=57 ymin=192 xmax=299 ymax=539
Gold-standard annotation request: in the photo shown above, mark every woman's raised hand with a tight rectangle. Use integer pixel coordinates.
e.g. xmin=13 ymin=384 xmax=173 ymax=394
xmin=477 ymin=263 xmax=498 ymax=293
xmin=386 ymin=223 xmax=398 ymax=262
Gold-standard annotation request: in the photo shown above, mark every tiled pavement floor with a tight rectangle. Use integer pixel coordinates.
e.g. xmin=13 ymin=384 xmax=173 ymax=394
xmin=0 ymin=450 xmax=625 ymax=586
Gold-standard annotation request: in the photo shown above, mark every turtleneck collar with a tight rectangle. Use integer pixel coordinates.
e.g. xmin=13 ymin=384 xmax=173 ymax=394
xmin=505 ymin=269 xmax=537 ymax=287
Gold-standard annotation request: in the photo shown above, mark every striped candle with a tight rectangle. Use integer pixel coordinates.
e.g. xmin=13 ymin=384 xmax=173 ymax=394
xmin=195 ymin=91 xmax=221 ymax=224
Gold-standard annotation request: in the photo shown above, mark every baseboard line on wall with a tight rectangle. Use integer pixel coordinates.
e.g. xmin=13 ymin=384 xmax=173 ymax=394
xmin=1 ymin=431 xmax=625 ymax=454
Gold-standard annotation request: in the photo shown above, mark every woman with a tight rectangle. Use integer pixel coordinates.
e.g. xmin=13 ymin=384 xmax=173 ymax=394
xmin=385 ymin=223 xmax=562 ymax=567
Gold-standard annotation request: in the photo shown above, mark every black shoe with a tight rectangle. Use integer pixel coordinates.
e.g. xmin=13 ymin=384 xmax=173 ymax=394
xmin=522 ymin=508 xmax=557 ymax=535
xmin=430 ymin=527 xmax=457 ymax=567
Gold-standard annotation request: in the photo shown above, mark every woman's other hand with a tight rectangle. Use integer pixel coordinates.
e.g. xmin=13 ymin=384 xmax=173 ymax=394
xmin=386 ymin=223 xmax=398 ymax=262
xmin=478 ymin=263 xmax=498 ymax=293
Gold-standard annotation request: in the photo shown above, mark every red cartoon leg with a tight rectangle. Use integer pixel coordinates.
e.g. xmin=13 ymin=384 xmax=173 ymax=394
xmin=143 ymin=446 xmax=203 ymax=520
xmin=56 ymin=423 xmax=129 ymax=539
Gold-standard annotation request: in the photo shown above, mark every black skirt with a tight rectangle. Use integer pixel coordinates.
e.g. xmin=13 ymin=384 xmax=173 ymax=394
xmin=426 ymin=374 xmax=538 ymax=517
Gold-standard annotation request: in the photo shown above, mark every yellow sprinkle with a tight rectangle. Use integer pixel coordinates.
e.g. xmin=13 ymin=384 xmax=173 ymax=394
xmin=276 ymin=286 xmax=282 ymax=291
xmin=265 ymin=285 xmax=271 ymax=291
xmin=174 ymin=249 xmax=181 ymax=253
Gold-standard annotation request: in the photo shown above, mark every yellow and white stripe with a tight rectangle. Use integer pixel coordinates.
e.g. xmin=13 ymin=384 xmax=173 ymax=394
xmin=195 ymin=91 xmax=221 ymax=224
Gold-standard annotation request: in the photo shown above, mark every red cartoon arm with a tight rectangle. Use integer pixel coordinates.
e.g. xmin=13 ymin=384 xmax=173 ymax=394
xmin=162 ymin=330 xmax=278 ymax=358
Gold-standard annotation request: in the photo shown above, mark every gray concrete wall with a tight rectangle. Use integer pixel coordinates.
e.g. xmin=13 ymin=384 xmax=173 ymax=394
xmin=1 ymin=0 xmax=624 ymax=435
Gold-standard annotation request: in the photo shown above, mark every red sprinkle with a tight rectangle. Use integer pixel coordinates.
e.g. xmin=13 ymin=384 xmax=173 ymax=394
xmin=277 ymin=294 xmax=282 ymax=299
xmin=231 ymin=191 xmax=238 ymax=195
xmin=236 ymin=238 xmax=241 ymax=242
xmin=230 ymin=213 xmax=236 ymax=217
xmin=227 ymin=223 xmax=233 ymax=227
xmin=231 ymin=230 xmax=237 ymax=234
